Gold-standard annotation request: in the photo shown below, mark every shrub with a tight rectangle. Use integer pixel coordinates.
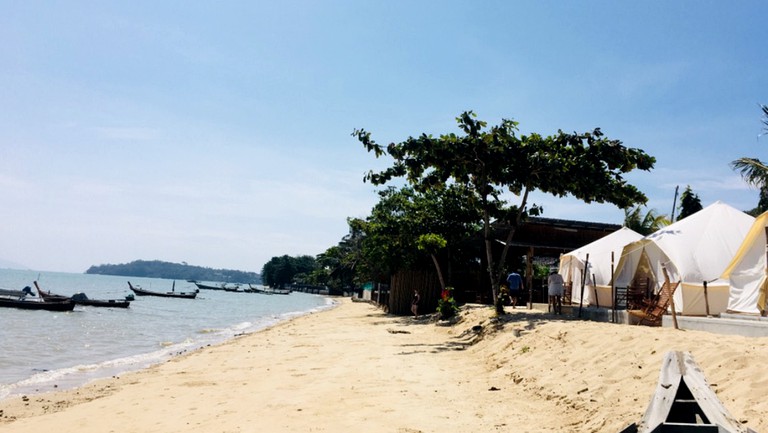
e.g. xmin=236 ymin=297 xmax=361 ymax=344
xmin=437 ymin=286 xmax=459 ymax=320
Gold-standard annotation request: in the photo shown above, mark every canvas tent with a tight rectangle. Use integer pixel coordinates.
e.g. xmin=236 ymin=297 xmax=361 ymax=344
xmin=721 ymin=210 xmax=768 ymax=315
xmin=613 ymin=201 xmax=754 ymax=316
xmin=559 ymin=227 xmax=643 ymax=306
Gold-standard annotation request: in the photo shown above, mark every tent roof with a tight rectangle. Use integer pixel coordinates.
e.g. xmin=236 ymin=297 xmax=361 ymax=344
xmin=562 ymin=226 xmax=643 ymax=263
xmin=647 ymin=201 xmax=753 ymax=282
xmin=721 ymin=210 xmax=768 ymax=278
xmin=618 ymin=201 xmax=755 ymax=284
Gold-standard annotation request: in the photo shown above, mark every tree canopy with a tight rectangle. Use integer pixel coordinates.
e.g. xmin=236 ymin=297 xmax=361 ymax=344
xmin=335 ymin=185 xmax=482 ymax=287
xmin=624 ymin=206 xmax=669 ymax=235
xmin=260 ymin=255 xmax=317 ymax=288
xmin=355 ymin=111 xmax=655 ymax=310
xmin=677 ymin=185 xmax=703 ymax=221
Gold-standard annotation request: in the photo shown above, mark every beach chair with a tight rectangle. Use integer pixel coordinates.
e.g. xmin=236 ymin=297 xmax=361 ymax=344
xmin=562 ymin=282 xmax=572 ymax=305
xmin=615 ymin=277 xmax=650 ymax=310
xmin=627 ymin=277 xmax=651 ymax=310
xmin=629 ymin=275 xmax=680 ymax=327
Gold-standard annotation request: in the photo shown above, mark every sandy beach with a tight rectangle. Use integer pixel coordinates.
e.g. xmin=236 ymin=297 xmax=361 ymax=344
xmin=1 ymin=299 xmax=765 ymax=433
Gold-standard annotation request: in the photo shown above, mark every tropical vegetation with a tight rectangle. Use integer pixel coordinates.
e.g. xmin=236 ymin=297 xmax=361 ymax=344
xmin=677 ymin=185 xmax=703 ymax=221
xmin=354 ymin=111 xmax=655 ymax=313
xmin=260 ymin=255 xmax=317 ymax=288
xmin=623 ymin=206 xmax=669 ymax=235
xmin=731 ymin=104 xmax=768 ymax=216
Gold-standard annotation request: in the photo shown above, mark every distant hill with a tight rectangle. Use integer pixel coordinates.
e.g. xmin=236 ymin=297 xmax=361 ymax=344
xmin=85 ymin=260 xmax=261 ymax=284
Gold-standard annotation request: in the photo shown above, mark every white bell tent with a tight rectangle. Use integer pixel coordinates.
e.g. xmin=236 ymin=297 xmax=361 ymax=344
xmin=559 ymin=227 xmax=643 ymax=306
xmin=721 ymin=211 xmax=768 ymax=315
xmin=613 ymin=201 xmax=754 ymax=315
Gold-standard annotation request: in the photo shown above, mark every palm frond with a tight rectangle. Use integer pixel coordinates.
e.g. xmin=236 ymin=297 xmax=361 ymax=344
xmin=730 ymin=157 xmax=768 ymax=188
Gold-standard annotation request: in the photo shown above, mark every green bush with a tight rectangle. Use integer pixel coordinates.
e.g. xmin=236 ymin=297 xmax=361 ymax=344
xmin=437 ymin=286 xmax=459 ymax=320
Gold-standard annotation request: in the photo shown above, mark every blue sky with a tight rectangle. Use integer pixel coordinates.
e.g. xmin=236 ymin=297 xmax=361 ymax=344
xmin=1 ymin=1 xmax=767 ymax=273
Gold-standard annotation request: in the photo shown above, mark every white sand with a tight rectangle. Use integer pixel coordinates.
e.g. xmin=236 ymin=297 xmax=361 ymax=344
xmin=0 ymin=299 xmax=764 ymax=433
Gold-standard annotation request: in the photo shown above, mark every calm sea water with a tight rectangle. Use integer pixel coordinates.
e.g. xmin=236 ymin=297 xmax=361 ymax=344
xmin=0 ymin=269 xmax=332 ymax=401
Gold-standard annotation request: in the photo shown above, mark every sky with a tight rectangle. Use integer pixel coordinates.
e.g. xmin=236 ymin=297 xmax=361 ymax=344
xmin=1 ymin=1 xmax=767 ymax=274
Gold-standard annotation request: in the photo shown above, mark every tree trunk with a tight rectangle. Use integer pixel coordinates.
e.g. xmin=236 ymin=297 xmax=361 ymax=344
xmin=430 ymin=254 xmax=446 ymax=292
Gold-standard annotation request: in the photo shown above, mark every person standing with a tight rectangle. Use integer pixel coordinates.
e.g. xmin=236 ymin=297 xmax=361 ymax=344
xmin=505 ymin=270 xmax=523 ymax=309
xmin=411 ymin=289 xmax=420 ymax=318
xmin=548 ymin=269 xmax=565 ymax=315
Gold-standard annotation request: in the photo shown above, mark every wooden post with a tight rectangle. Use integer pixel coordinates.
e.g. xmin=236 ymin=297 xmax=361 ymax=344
xmin=611 ymin=251 xmax=616 ymax=323
xmin=578 ymin=253 xmax=589 ymax=318
xmin=703 ymin=280 xmax=710 ymax=317
xmin=762 ymin=227 xmax=768 ymax=316
xmin=663 ymin=267 xmax=679 ymax=330
xmin=592 ymin=274 xmax=599 ymax=308
xmin=526 ymin=247 xmax=534 ymax=309
xmin=568 ymin=255 xmax=574 ymax=305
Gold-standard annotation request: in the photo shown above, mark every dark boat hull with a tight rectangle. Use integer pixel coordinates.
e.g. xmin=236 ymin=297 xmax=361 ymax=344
xmin=77 ymin=299 xmax=131 ymax=308
xmin=194 ymin=282 xmax=224 ymax=290
xmin=128 ymin=282 xmax=197 ymax=299
xmin=0 ymin=297 xmax=75 ymax=311
xmin=35 ymin=281 xmax=131 ymax=308
xmin=248 ymin=284 xmax=291 ymax=295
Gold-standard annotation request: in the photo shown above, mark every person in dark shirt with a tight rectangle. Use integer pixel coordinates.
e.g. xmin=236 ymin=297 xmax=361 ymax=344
xmin=505 ymin=270 xmax=523 ymax=308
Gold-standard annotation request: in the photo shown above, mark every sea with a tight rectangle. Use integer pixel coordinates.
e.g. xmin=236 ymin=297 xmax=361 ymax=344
xmin=0 ymin=268 xmax=333 ymax=401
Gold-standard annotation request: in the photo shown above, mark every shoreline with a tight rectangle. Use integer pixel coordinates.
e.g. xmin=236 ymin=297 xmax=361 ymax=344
xmin=0 ymin=296 xmax=338 ymax=403
xmin=1 ymin=299 xmax=766 ymax=432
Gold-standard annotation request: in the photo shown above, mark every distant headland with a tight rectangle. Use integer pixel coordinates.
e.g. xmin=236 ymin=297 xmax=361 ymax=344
xmin=85 ymin=260 xmax=261 ymax=284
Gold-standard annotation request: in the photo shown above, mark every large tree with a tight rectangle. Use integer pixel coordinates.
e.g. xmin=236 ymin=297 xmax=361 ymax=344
xmin=355 ymin=111 xmax=655 ymax=310
xmin=261 ymin=255 xmax=317 ymax=288
xmin=350 ymin=185 xmax=481 ymax=286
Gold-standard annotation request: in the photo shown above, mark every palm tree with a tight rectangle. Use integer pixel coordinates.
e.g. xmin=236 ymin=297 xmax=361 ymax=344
xmin=731 ymin=104 xmax=768 ymax=188
xmin=624 ymin=206 xmax=670 ymax=235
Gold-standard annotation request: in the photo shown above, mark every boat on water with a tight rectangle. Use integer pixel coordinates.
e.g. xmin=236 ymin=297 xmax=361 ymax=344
xmin=127 ymin=281 xmax=197 ymax=299
xmin=193 ymin=281 xmax=225 ymax=290
xmin=0 ymin=289 xmax=75 ymax=311
xmin=35 ymin=281 xmax=131 ymax=308
xmin=193 ymin=281 xmax=241 ymax=292
xmin=247 ymin=284 xmax=291 ymax=295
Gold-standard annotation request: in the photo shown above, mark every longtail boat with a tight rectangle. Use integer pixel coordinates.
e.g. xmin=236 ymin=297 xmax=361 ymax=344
xmin=247 ymin=284 xmax=291 ymax=295
xmin=0 ymin=296 xmax=75 ymax=311
xmin=128 ymin=281 xmax=197 ymax=299
xmin=35 ymin=281 xmax=131 ymax=308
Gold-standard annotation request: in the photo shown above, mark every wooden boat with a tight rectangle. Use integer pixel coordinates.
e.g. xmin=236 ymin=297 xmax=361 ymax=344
xmin=194 ymin=281 xmax=241 ymax=291
xmin=70 ymin=293 xmax=131 ymax=308
xmin=246 ymin=284 xmax=273 ymax=295
xmin=193 ymin=282 xmax=227 ymax=291
xmin=0 ymin=296 xmax=75 ymax=311
xmin=127 ymin=281 xmax=197 ymax=299
xmin=619 ymin=351 xmax=756 ymax=433
xmin=35 ymin=281 xmax=131 ymax=308
xmin=247 ymin=284 xmax=291 ymax=295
